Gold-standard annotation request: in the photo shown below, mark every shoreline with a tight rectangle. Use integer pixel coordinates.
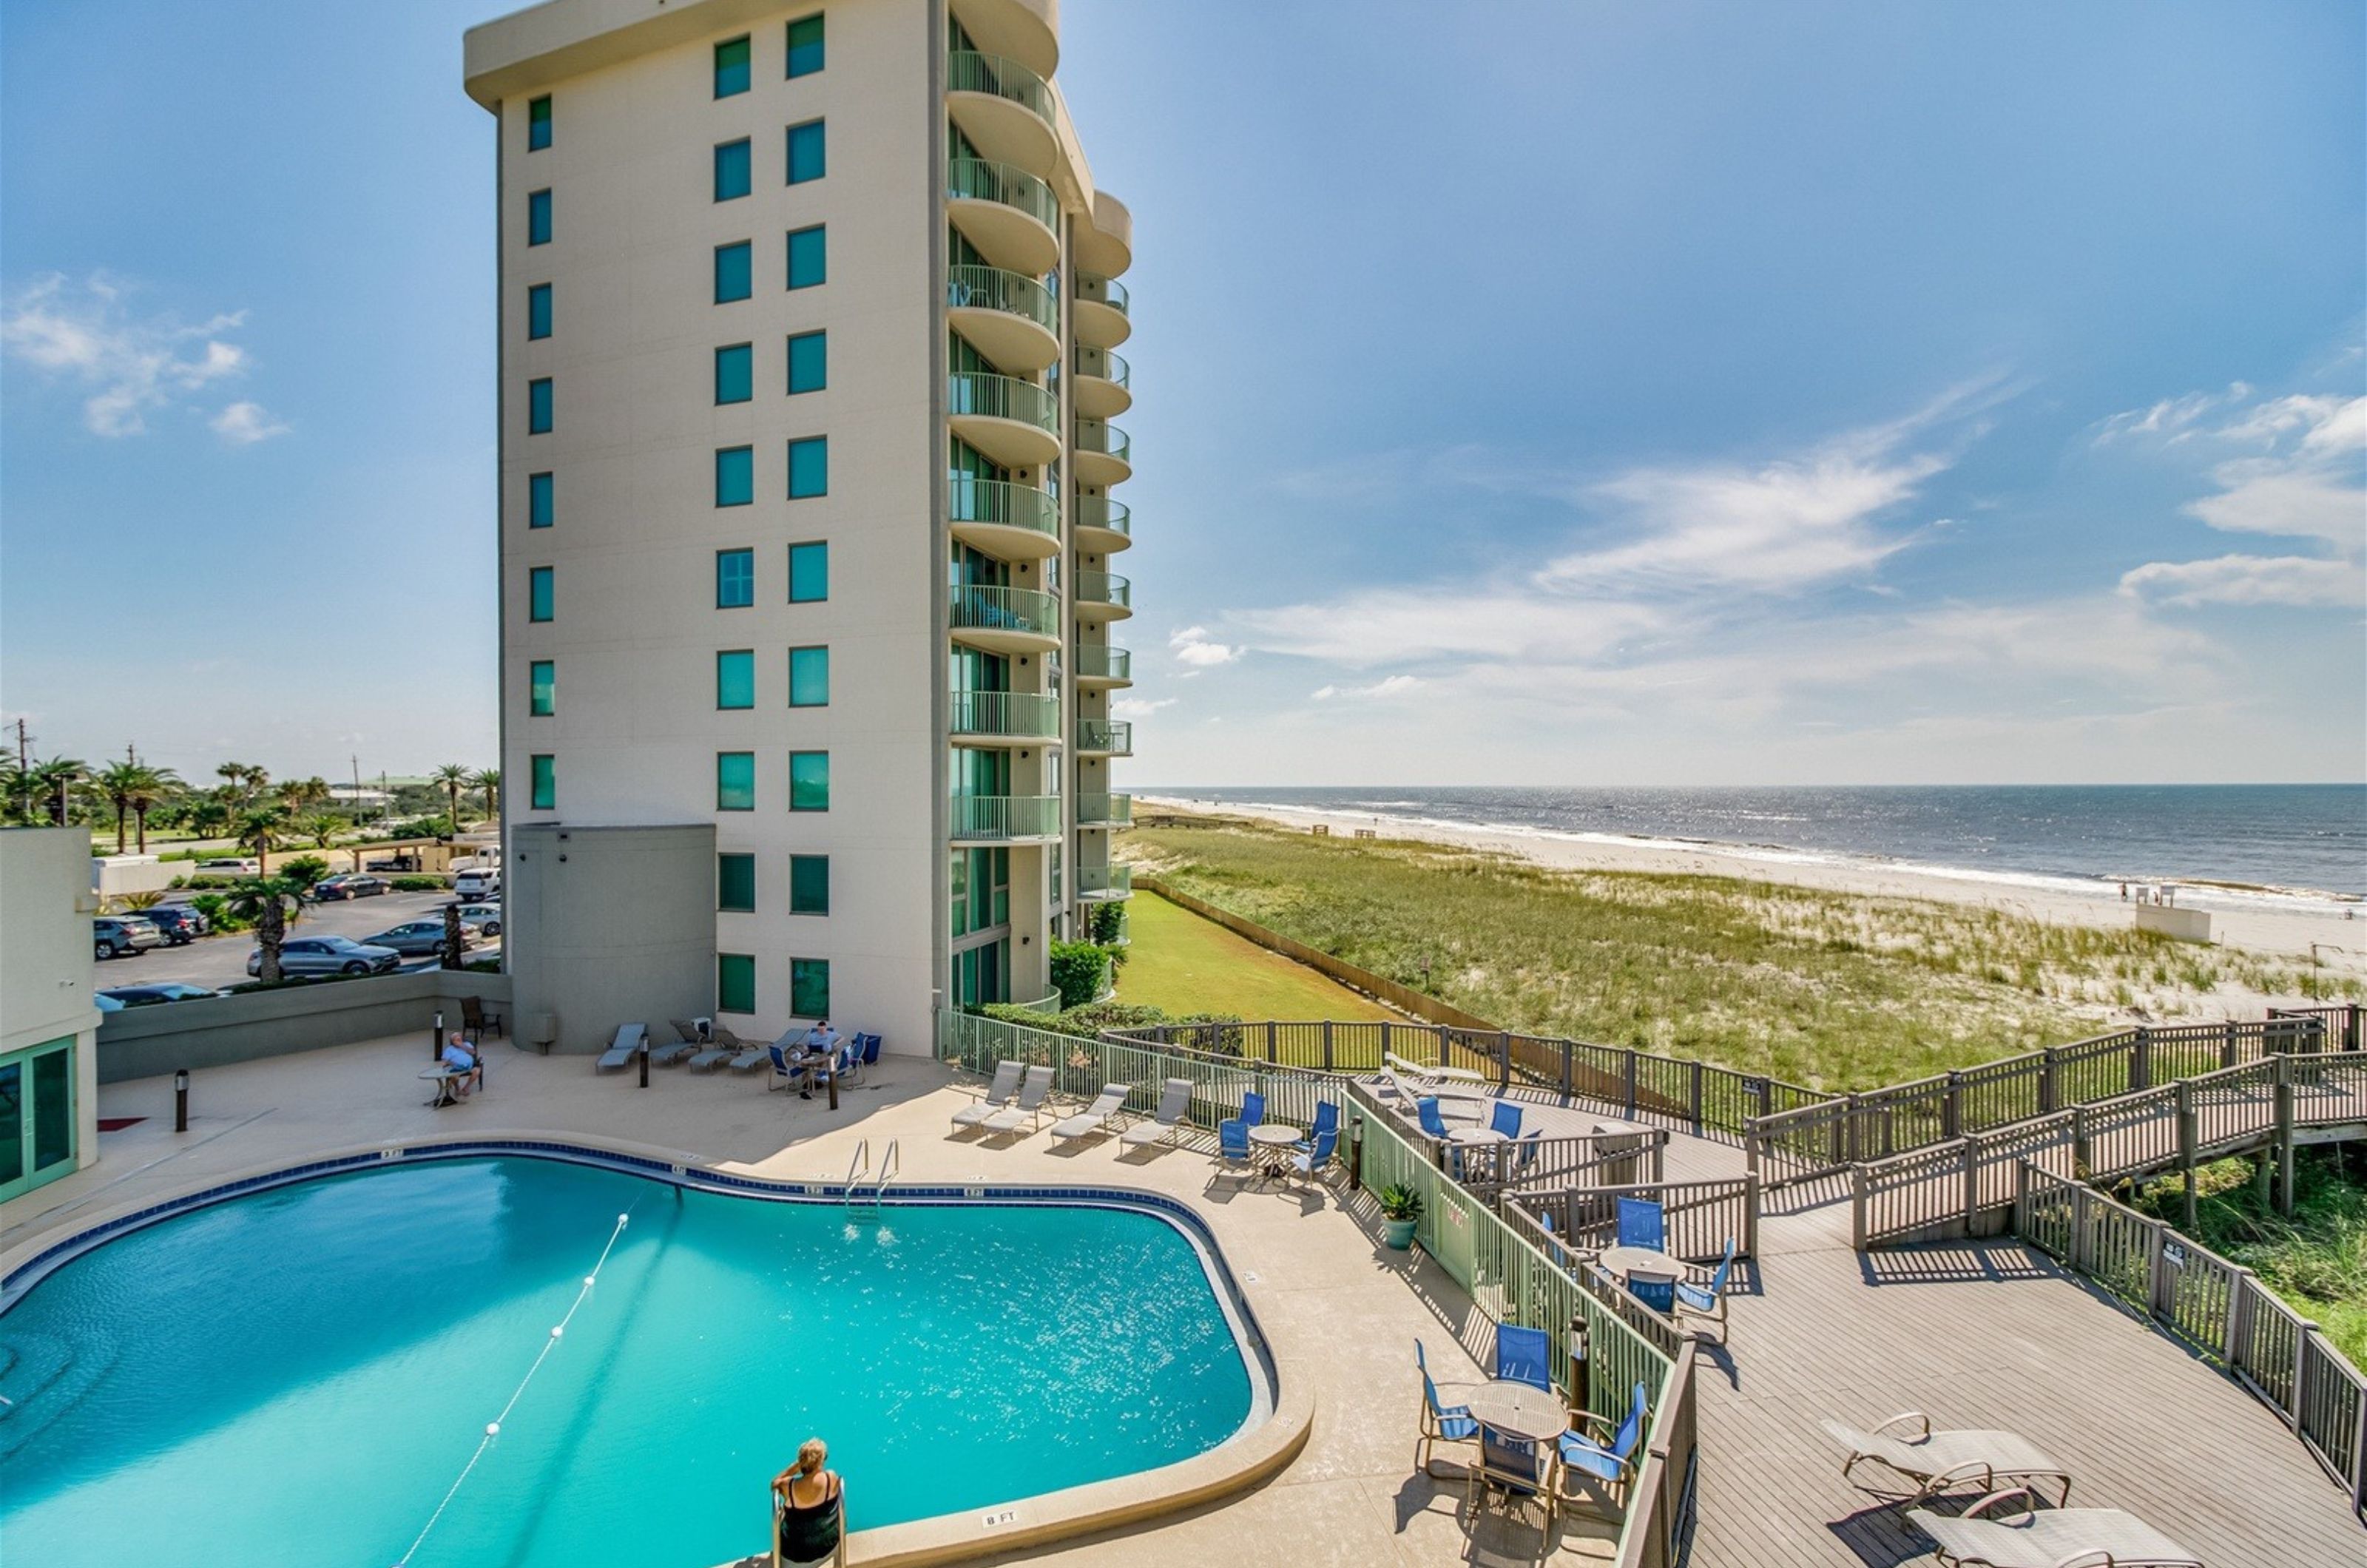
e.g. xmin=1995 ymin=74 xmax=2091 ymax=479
xmin=1135 ymin=795 xmax=2367 ymax=966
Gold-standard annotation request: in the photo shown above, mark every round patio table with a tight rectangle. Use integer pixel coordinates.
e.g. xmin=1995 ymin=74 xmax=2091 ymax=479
xmin=1463 ymin=1379 xmax=1570 ymax=1442
xmin=1448 ymin=1124 xmax=1510 ymax=1181
xmin=1598 ymin=1243 xmax=1674 ymax=1280
xmin=1247 ymin=1123 xmax=1300 ymax=1182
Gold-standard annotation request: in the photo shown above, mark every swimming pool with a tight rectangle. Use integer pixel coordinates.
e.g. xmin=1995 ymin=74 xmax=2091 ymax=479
xmin=0 ymin=1152 xmax=1263 ymax=1567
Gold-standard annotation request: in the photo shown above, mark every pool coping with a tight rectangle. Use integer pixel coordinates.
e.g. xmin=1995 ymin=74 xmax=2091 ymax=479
xmin=0 ymin=1129 xmax=1314 ymax=1568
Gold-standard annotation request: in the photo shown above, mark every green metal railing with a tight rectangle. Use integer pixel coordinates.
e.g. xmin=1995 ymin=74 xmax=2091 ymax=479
xmin=1076 ymin=345 xmax=1130 ymax=388
xmin=1077 ymin=272 xmax=1130 ymax=315
xmin=948 ymin=371 xmax=1058 ymax=436
xmin=946 ymin=264 xmax=1057 ymax=335
xmin=948 ymin=689 xmax=1061 ymax=740
xmin=949 ymin=478 xmax=1058 ymax=542
xmin=946 ymin=157 xmax=1059 ymax=232
xmin=1076 ymin=792 xmax=1132 ymax=827
xmin=1077 ymin=718 xmax=1132 ymax=754
xmin=1011 ymin=990 xmax=1064 ymax=1016
xmin=1074 ymin=496 xmax=1130 ymax=539
xmin=1076 ymin=864 xmax=1132 ymax=899
xmin=1071 ymin=644 xmax=1131 ymax=682
xmin=949 ymin=794 xmax=1061 ymax=840
xmin=1075 ymin=569 xmax=1130 ymax=610
xmin=1074 ymin=419 xmax=1132 ymax=466
xmin=948 ymin=582 xmax=1060 ymax=639
xmin=945 ymin=50 xmax=1054 ymax=124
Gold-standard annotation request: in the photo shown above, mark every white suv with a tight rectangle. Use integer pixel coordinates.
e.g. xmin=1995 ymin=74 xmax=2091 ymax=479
xmin=454 ymin=869 xmax=501 ymax=901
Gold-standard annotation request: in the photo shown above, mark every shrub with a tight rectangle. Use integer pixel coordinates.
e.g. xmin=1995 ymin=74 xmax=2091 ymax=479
xmin=391 ymin=875 xmax=447 ymax=891
xmin=277 ymin=855 xmax=330 ymax=889
xmin=1048 ymin=939 xmax=1112 ymax=1010
xmin=186 ymin=892 xmax=246 ymax=932
xmin=1085 ymin=902 xmax=1128 ymax=945
xmin=970 ymin=999 xmax=1246 ymax=1052
xmin=464 ymin=956 xmax=502 ymax=973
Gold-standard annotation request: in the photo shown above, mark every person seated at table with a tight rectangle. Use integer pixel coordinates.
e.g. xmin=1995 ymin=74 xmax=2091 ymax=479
xmin=800 ymin=1019 xmax=840 ymax=1058
xmin=441 ymin=1033 xmax=482 ymax=1098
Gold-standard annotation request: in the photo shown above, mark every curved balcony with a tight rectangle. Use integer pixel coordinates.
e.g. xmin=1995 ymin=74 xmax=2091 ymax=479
xmin=950 ymin=793 xmax=1061 ymax=844
xmin=1073 ymin=494 xmax=1130 ymax=552
xmin=947 ymin=157 xmax=1060 ymax=277
xmin=1074 ymin=344 xmax=1130 ymax=419
xmin=1071 ymin=643 xmax=1131 ymax=688
xmin=1073 ymin=569 xmax=1131 ymax=623
xmin=946 ymin=51 xmax=1058 ymax=179
xmin=948 ymin=0 xmax=1058 ymax=81
xmin=1073 ymin=419 xmax=1132 ymax=487
xmin=948 ymin=264 xmax=1057 ymax=372
xmin=950 ymin=688 xmax=1061 ymax=744
xmin=1078 ymin=190 xmax=1133 ymax=278
xmin=1074 ymin=272 xmax=1131 ymax=349
xmin=1076 ymin=717 xmax=1132 ymax=756
xmin=948 ymin=582 xmax=1061 ymax=654
xmin=949 ymin=476 xmax=1060 ymax=562
xmin=1076 ymin=862 xmax=1132 ymax=902
xmin=949 ymin=371 xmax=1060 ymax=470
xmin=1076 ymin=792 xmax=1132 ymax=828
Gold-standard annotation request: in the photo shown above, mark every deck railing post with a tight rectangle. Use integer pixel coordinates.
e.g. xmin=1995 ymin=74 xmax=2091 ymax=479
xmin=2132 ymin=1027 xmax=2152 ymax=1092
xmin=2223 ymin=1021 xmax=2240 ymax=1069
xmin=1850 ymin=1163 xmax=1868 ymax=1251
xmin=1743 ymin=1117 xmax=1761 ymax=1180
xmin=2038 ymin=1047 xmax=2059 ymax=1115
xmin=2225 ymin=1268 xmax=2252 ymax=1370
xmin=1744 ymin=1170 xmax=1761 ymax=1257
xmin=2144 ymin=1218 xmax=2169 ymax=1320
xmin=1959 ymin=1135 xmax=1981 ymax=1236
xmin=1322 ymin=1019 xmax=1334 ymax=1073
xmin=2292 ymin=1324 xmax=2317 ymax=1435
xmin=1499 ymin=1031 xmax=1513 ymax=1094
xmin=2273 ymin=1054 xmax=2297 ymax=1217
xmin=2071 ymin=1104 xmax=2092 ymax=1180
xmin=1437 ymin=1024 xmax=1450 ymax=1069
xmin=1942 ymin=1071 xmax=1962 ymax=1140
xmin=1689 ymin=1060 xmax=1704 ymax=1133
xmin=2071 ymin=1183 xmax=2093 ymax=1274
xmin=2013 ymin=1158 xmax=2029 ymax=1239
xmin=1842 ymin=1093 xmax=1862 ymax=1166
xmin=2175 ymin=1081 xmax=2200 ymax=1231
xmin=1560 ymin=1040 xmax=1573 ymax=1100
xmin=1266 ymin=1021 xmax=1277 ymax=1066
xmin=1623 ymin=1049 xmax=1638 ymax=1116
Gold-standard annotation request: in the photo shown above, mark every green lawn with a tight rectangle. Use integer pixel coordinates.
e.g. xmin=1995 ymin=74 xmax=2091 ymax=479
xmin=1115 ymin=891 xmax=1397 ymax=1021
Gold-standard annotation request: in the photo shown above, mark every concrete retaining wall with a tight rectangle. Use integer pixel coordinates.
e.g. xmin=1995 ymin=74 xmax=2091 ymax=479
xmin=95 ymin=969 xmax=514 ymax=1084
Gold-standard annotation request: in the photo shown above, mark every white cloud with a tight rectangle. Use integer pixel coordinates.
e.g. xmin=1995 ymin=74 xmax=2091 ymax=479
xmin=1 ymin=273 xmax=260 ymax=438
xmin=1110 ymin=696 xmax=1175 ymax=720
xmin=2093 ymin=382 xmax=2251 ymax=445
xmin=1311 ymin=675 xmax=1420 ymax=701
xmin=210 ymin=401 xmax=290 ymax=445
xmin=2119 ymin=554 xmax=2365 ymax=609
xmin=1168 ymin=624 xmax=1243 ymax=670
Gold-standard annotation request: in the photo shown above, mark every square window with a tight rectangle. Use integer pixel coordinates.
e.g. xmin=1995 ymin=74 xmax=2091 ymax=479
xmin=786 ymin=120 xmax=825 ymax=184
xmin=529 ymin=566 xmax=553 ymax=622
xmin=787 ymin=436 xmax=827 ymax=499
xmin=718 ymin=952 xmax=756 ymax=1014
xmin=718 ymin=853 xmax=757 ymax=912
xmin=527 ymin=189 xmax=552 ymax=245
xmin=530 ymin=753 xmax=555 ymax=809
xmin=715 ymin=240 xmax=752 ymax=303
xmin=527 ymin=377 xmax=553 ymax=433
xmin=717 ymin=751 xmax=756 ymax=811
xmin=529 ymin=659 xmax=556 ymax=716
xmin=789 ymin=855 xmax=828 ymax=914
xmin=786 ymin=225 xmax=825 ymax=289
xmin=716 ymin=547 xmax=754 ymax=607
xmin=789 ymin=541 xmax=828 ymax=602
xmin=787 ymin=331 xmax=825 ymax=393
xmin=528 ymin=472 xmax=554 ymax=528
xmin=527 ymin=95 xmax=552 ymax=150
xmin=789 ymin=750 xmax=828 ymax=811
xmin=790 ymin=956 xmax=829 ymax=1018
xmin=715 ymin=342 xmax=753 ymax=404
xmin=715 ymin=36 xmax=752 ymax=98
xmin=789 ymin=645 xmax=829 ymax=706
xmin=527 ymin=282 xmax=552 ymax=339
xmin=716 ymin=445 xmax=754 ymax=507
xmin=786 ymin=15 xmax=824 ymax=76
xmin=716 ymin=649 xmax=755 ymax=709
xmin=714 ymin=138 xmax=752 ymax=201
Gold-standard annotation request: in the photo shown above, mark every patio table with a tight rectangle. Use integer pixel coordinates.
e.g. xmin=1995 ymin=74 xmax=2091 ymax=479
xmin=1463 ymin=1379 xmax=1572 ymax=1442
xmin=1448 ymin=1125 xmax=1510 ymax=1181
xmin=1248 ymin=1123 xmax=1300 ymax=1183
xmin=1598 ymin=1243 xmax=1674 ymax=1280
xmin=419 ymin=1067 xmax=467 ymax=1109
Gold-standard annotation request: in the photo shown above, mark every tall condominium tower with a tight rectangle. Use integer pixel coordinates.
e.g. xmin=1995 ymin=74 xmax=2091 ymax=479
xmin=465 ymin=0 xmax=1135 ymax=1052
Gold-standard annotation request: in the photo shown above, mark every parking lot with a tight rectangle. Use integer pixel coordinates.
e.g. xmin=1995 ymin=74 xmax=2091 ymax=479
xmin=100 ymin=890 xmax=502 ymax=993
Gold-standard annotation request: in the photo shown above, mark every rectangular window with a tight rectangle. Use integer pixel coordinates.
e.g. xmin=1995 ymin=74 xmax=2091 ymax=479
xmin=527 ymin=95 xmax=551 ymax=151
xmin=530 ymin=753 xmax=556 ymax=809
xmin=717 ymin=853 xmax=757 ymax=912
xmin=714 ymin=137 xmax=752 ymax=201
xmin=789 ymin=750 xmax=829 ymax=811
xmin=716 ymin=547 xmax=754 ymax=607
xmin=529 ymin=659 xmax=556 ymax=716
xmin=716 ymin=445 xmax=754 ymax=507
xmin=527 ymin=189 xmax=552 ymax=245
xmin=786 ymin=225 xmax=825 ymax=289
xmin=716 ymin=649 xmax=755 ymax=709
xmin=790 ymin=956 xmax=829 ymax=1018
xmin=786 ymin=120 xmax=825 ymax=184
xmin=717 ymin=751 xmax=756 ymax=811
xmin=529 ymin=567 xmax=553 ymax=622
xmin=787 ymin=436 xmax=827 ymax=499
xmin=527 ymin=377 xmax=553 ymax=433
xmin=789 ymin=541 xmax=828 ymax=602
xmin=715 ymin=342 xmax=753 ymax=404
xmin=528 ymin=472 xmax=554 ymax=528
xmin=715 ymin=240 xmax=752 ymax=303
xmin=527 ymin=283 xmax=552 ymax=339
xmin=714 ymin=35 xmax=752 ymax=98
xmin=786 ymin=330 xmax=825 ymax=393
xmin=789 ymin=646 xmax=829 ymax=707
xmin=786 ymin=15 xmax=824 ymax=76
xmin=789 ymin=854 xmax=828 ymax=915
xmin=718 ymin=952 xmax=756 ymax=1014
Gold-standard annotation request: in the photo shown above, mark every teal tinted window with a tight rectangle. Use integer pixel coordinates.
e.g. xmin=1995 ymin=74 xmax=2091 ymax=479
xmin=786 ymin=226 xmax=825 ymax=289
xmin=786 ymin=15 xmax=824 ymax=76
xmin=786 ymin=121 xmax=825 ymax=184
xmin=789 ymin=855 xmax=828 ymax=915
xmin=717 ymin=751 xmax=756 ymax=811
xmin=787 ymin=331 xmax=825 ymax=393
xmin=789 ymin=646 xmax=828 ymax=706
xmin=717 ymin=649 xmax=755 ymax=709
xmin=718 ymin=853 xmax=756 ymax=912
xmin=527 ymin=378 xmax=553 ymax=433
xmin=528 ymin=472 xmax=553 ymax=528
xmin=718 ymin=953 xmax=756 ymax=1013
xmin=716 ymin=342 xmax=753 ymax=404
xmin=527 ymin=95 xmax=551 ymax=150
xmin=787 ymin=436 xmax=827 ymax=499
xmin=789 ymin=750 xmax=828 ymax=811
xmin=530 ymin=754 xmax=555 ymax=809
xmin=716 ymin=445 xmax=754 ymax=506
xmin=790 ymin=957 xmax=829 ymax=1018
xmin=715 ymin=241 xmax=752 ymax=303
xmin=527 ymin=283 xmax=552 ymax=339
xmin=789 ymin=541 xmax=827 ymax=601
xmin=715 ymin=138 xmax=752 ymax=201
xmin=528 ymin=567 xmax=553 ymax=622
xmin=529 ymin=659 xmax=555 ymax=715
xmin=717 ymin=547 xmax=754 ymax=607
xmin=715 ymin=36 xmax=751 ymax=97
xmin=527 ymin=189 xmax=551 ymax=245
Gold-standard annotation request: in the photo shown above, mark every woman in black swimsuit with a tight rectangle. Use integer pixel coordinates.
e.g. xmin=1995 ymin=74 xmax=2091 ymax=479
xmin=771 ymin=1439 xmax=843 ymax=1568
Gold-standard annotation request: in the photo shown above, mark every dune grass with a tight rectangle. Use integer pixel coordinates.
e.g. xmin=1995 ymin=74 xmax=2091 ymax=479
xmin=1115 ymin=891 xmax=1396 ymax=1023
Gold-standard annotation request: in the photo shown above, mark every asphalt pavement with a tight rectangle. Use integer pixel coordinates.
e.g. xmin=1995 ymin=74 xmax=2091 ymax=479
xmin=98 ymin=889 xmax=501 ymax=993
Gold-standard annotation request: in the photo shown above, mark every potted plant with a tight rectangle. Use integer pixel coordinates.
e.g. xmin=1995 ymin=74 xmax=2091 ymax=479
xmin=1377 ymin=1183 xmax=1424 ymax=1250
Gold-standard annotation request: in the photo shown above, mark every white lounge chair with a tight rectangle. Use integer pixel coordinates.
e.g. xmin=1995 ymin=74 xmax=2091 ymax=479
xmin=595 ymin=1023 xmax=647 ymax=1072
xmin=1050 ymin=1084 xmax=1132 ymax=1144
xmin=985 ymin=1066 xmax=1056 ymax=1135
xmin=1120 ymin=1078 xmax=1195 ymax=1148
xmin=686 ymin=1023 xmax=746 ymax=1072
xmin=1823 ymin=1413 xmax=2072 ymax=1507
xmin=951 ymin=1061 xmax=1025 ymax=1130
xmin=650 ymin=1020 xmax=704 ymax=1067
xmin=1909 ymin=1489 xmax=2201 ymax=1568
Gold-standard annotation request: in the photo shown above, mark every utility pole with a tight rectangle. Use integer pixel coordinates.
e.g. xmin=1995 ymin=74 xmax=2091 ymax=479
xmin=13 ymin=717 xmax=30 ymax=822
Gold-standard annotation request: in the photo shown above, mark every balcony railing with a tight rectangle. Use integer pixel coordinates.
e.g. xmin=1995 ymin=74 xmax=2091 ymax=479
xmin=949 ymin=794 xmax=1061 ymax=840
xmin=1075 ymin=570 xmax=1131 ymax=610
xmin=945 ymin=50 xmax=1055 ymax=125
xmin=1077 ymin=717 xmax=1133 ymax=754
xmin=1072 ymin=644 xmax=1131 ymax=682
xmin=1077 ymin=273 xmax=1130 ymax=315
xmin=947 ymin=264 xmax=1056 ymax=335
xmin=1076 ymin=864 xmax=1132 ymax=899
xmin=948 ymin=582 xmax=1060 ymax=639
xmin=1075 ymin=345 xmax=1130 ymax=388
xmin=950 ymin=689 xmax=1061 ymax=740
xmin=947 ymin=157 xmax=1059 ymax=232
xmin=1075 ymin=419 xmax=1132 ymax=465
xmin=950 ymin=371 xmax=1058 ymax=436
xmin=949 ymin=478 xmax=1058 ymax=542
xmin=1076 ymin=792 xmax=1132 ymax=827
xmin=1074 ymin=496 xmax=1130 ymax=540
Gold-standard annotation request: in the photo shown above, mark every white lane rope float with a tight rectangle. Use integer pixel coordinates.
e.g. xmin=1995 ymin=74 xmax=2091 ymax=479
xmin=392 ymin=1209 xmax=635 ymax=1567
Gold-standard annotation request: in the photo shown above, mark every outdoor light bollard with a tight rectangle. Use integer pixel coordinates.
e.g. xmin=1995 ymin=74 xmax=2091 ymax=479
xmin=638 ymin=1038 xmax=649 ymax=1089
xmin=828 ymin=1065 xmax=840 ymax=1112
xmin=175 ymin=1068 xmax=190 ymax=1134
xmin=433 ymin=1010 xmax=445 ymax=1061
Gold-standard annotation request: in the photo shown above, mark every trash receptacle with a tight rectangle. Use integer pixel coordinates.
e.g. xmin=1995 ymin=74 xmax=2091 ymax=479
xmin=527 ymin=1013 xmax=558 ymax=1055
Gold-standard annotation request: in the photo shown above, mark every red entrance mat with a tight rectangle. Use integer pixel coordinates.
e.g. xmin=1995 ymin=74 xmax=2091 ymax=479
xmin=98 ymin=1116 xmax=147 ymax=1132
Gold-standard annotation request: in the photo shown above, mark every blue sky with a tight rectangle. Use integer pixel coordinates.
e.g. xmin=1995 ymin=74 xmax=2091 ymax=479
xmin=4 ymin=1 xmax=2361 ymax=785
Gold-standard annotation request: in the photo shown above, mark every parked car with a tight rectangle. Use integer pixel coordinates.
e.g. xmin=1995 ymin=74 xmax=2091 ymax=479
xmin=454 ymin=869 xmax=501 ymax=901
xmin=311 ymin=873 xmax=391 ymax=901
xmin=365 ymin=854 xmax=422 ymax=872
xmin=454 ymin=902 xmax=502 ymax=937
xmin=139 ymin=905 xmax=210 ymax=944
xmin=94 ymin=916 xmax=165 ymax=959
xmin=362 ymin=920 xmax=471 ymax=958
xmin=247 ymin=936 xmax=403 ymax=978
xmin=195 ymin=856 xmax=261 ymax=876
xmin=96 ymin=983 xmax=223 ymax=1011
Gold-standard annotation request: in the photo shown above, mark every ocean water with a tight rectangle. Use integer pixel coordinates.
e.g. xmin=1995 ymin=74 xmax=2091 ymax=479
xmin=1148 ymin=785 xmax=2367 ymax=905
xmin=0 ymin=1157 xmax=1255 ymax=1568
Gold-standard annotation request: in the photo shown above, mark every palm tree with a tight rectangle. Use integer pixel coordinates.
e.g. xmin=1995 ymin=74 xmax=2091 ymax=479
xmin=128 ymin=765 xmax=182 ymax=853
xmin=296 ymin=811 xmax=345 ymax=849
xmin=217 ymin=761 xmax=268 ymax=809
xmin=470 ymin=768 xmax=501 ymax=821
xmin=186 ymin=795 xmax=234 ymax=840
xmin=226 ymin=877 xmax=303 ymax=984
xmin=28 ymin=757 xmax=87 ymax=826
xmin=431 ymin=763 xmax=471 ymax=834
xmin=237 ymin=806 xmax=286 ymax=874
xmin=92 ymin=759 xmax=182 ymax=854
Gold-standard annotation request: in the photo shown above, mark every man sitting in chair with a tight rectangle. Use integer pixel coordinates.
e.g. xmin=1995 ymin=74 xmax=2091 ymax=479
xmin=441 ymin=1033 xmax=484 ymax=1098
xmin=786 ymin=1019 xmax=839 ymax=1099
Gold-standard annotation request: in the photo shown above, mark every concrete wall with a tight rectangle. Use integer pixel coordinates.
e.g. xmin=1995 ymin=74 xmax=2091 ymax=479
xmin=1 ymin=828 xmax=103 ymax=1172
xmin=2136 ymin=904 xmax=2213 ymax=944
xmin=93 ymin=855 xmax=180 ymax=899
xmin=507 ymin=822 xmax=714 ymax=1052
xmin=95 ymin=968 xmax=514 ymax=1084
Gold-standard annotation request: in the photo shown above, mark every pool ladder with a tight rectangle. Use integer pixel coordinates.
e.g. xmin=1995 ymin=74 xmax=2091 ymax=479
xmin=846 ymin=1139 xmax=898 ymax=1218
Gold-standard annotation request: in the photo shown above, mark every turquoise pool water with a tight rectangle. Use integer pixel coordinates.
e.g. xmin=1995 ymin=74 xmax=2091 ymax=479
xmin=0 ymin=1156 xmax=1257 ymax=1567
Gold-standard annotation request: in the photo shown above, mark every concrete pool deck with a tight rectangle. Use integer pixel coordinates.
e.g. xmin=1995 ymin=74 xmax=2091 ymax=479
xmin=1 ymin=1035 xmax=1620 ymax=1567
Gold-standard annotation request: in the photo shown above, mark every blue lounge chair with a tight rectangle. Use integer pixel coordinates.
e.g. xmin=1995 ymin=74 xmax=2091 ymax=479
xmin=1291 ymin=1125 xmax=1340 ymax=1182
xmin=1216 ymin=1115 xmax=1254 ymax=1175
xmin=1675 ymin=1239 xmax=1738 ymax=1342
xmin=1615 ymin=1196 xmax=1666 ymax=1251
xmin=595 ymin=1023 xmax=646 ymax=1072
xmin=1559 ymin=1381 xmax=1649 ymax=1509
xmin=1240 ymin=1089 xmax=1266 ymax=1128
xmin=1416 ymin=1096 xmax=1451 ymax=1140
xmin=857 ymin=1032 xmax=882 ymax=1070
xmin=1416 ymin=1339 xmax=1480 ymax=1477
xmin=1493 ymin=1323 xmax=1552 ymax=1391
xmin=1489 ymin=1101 xmax=1524 ymax=1140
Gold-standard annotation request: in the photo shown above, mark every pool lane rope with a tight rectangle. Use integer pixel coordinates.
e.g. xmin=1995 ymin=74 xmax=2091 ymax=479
xmin=392 ymin=1209 xmax=634 ymax=1567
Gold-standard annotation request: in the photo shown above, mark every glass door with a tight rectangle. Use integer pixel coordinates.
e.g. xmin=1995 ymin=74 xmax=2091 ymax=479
xmin=0 ymin=1037 xmax=77 ymax=1203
